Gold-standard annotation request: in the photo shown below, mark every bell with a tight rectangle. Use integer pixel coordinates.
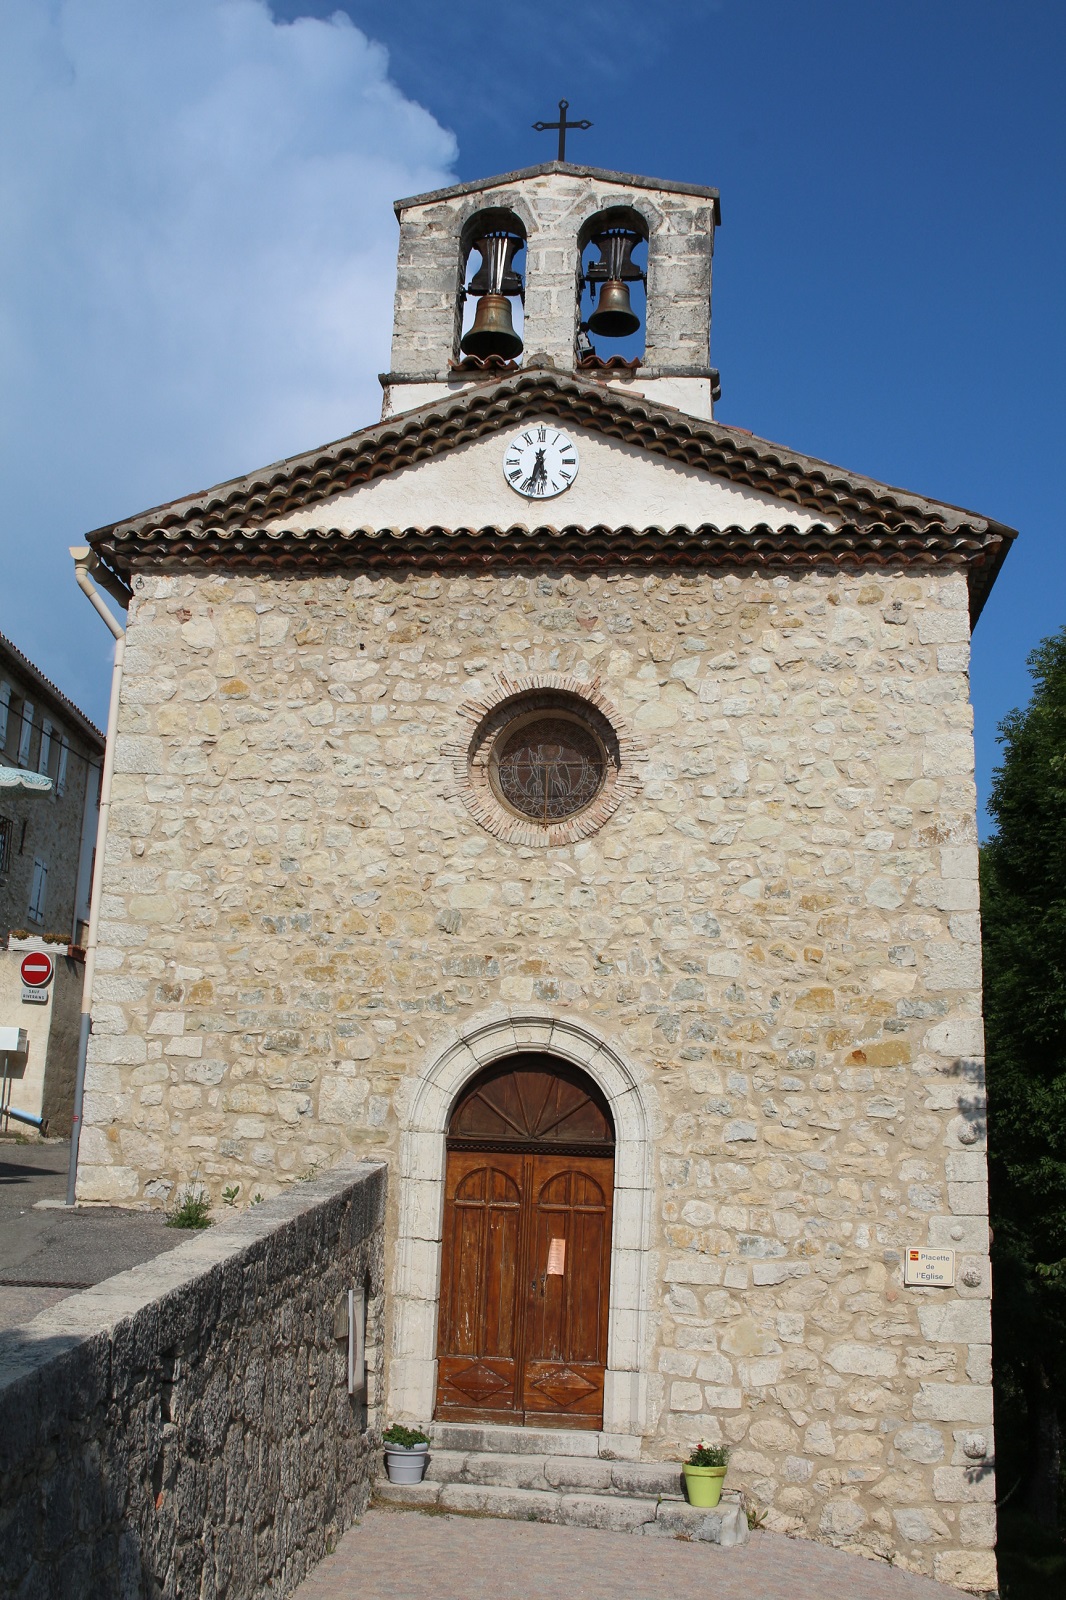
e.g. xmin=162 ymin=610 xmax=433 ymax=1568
xmin=461 ymin=232 xmax=524 ymax=360
xmin=586 ymin=227 xmax=643 ymax=340
xmin=461 ymin=293 xmax=523 ymax=359
xmin=588 ymin=278 xmax=640 ymax=338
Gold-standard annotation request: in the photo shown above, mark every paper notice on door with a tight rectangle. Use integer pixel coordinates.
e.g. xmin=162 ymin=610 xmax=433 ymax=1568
xmin=546 ymin=1238 xmax=566 ymax=1275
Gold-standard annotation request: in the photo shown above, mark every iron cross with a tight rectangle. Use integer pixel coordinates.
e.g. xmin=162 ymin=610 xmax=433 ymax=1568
xmin=532 ymin=100 xmax=592 ymax=162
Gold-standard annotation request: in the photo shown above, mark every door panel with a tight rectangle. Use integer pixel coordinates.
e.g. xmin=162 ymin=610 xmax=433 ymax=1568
xmin=436 ymin=1152 xmax=524 ymax=1417
xmin=521 ymin=1156 xmax=613 ymax=1421
xmin=435 ymin=1062 xmax=615 ymax=1429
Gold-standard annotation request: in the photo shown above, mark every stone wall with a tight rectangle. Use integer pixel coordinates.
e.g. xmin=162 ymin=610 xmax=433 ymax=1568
xmin=0 ymin=1163 xmax=386 ymax=1600
xmin=79 ymin=561 xmax=994 ymax=1590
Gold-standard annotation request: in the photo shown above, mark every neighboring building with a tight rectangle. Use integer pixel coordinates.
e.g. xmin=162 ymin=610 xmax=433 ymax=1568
xmin=0 ymin=933 xmax=83 ymax=1136
xmin=0 ymin=632 xmax=103 ymax=946
xmin=74 ymin=161 xmax=1011 ymax=1591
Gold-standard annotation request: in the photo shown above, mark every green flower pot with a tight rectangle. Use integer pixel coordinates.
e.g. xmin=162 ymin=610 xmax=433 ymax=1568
xmin=682 ymin=1463 xmax=727 ymax=1507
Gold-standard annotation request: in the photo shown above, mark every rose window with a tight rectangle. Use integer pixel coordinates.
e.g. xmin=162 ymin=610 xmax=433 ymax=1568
xmin=453 ymin=683 xmax=634 ymax=845
xmin=492 ymin=715 xmax=607 ymax=822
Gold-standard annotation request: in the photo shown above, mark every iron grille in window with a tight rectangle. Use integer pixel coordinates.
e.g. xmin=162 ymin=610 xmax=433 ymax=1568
xmin=0 ymin=817 xmax=11 ymax=875
xmin=494 ymin=716 xmax=606 ymax=822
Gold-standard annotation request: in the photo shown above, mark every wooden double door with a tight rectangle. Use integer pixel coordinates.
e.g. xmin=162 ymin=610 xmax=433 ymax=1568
xmin=435 ymin=1058 xmax=615 ymax=1429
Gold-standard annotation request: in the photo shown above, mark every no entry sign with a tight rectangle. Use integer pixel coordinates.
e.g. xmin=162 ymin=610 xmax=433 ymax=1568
xmin=20 ymin=952 xmax=53 ymax=988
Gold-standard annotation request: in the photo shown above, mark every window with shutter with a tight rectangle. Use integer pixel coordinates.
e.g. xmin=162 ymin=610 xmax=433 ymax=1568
xmin=17 ymin=700 xmax=33 ymax=767
xmin=28 ymin=857 xmax=48 ymax=923
xmin=56 ymin=738 xmax=69 ymax=797
xmin=0 ymin=681 xmax=10 ymax=749
xmin=38 ymin=719 xmax=52 ymax=776
xmin=0 ymin=818 xmax=11 ymax=875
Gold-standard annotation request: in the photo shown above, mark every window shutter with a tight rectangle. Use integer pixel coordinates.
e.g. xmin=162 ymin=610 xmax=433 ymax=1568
xmin=56 ymin=738 xmax=69 ymax=797
xmin=0 ymin=681 xmax=10 ymax=747
xmin=28 ymin=857 xmax=48 ymax=923
xmin=38 ymin=719 xmax=53 ymax=776
xmin=17 ymin=700 xmax=33 ymax=767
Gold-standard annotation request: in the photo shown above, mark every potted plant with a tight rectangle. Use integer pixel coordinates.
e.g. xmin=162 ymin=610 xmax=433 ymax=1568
xmin=382 ymin=1423 xmax=430 ymax=1484
xmin=682 ymin=1441 xmax=730 ymax=1507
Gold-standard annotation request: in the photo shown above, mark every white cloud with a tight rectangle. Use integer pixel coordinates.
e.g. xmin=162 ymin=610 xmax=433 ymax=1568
xmin=0 ymin=0 xmax=456 ymax=721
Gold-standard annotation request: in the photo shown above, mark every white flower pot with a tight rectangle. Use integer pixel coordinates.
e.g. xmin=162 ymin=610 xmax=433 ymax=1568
xmin=383 ymin=1442 xmax=429 ymax=1484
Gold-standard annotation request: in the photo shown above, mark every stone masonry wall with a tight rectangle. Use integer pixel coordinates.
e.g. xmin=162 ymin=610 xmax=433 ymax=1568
xmin=0 ymin=1163 xmax=386 ymax=1600
xmin=81 ymin=562 xmax=993 ymax=1590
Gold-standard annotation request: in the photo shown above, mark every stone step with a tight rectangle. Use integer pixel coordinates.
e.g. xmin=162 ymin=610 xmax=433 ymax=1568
xmin=428 ymin=1421 xmax=605 ymax=1458
xmin=374 ymin=1476 xmax=749 ymax=1547
xmin=423 ymin=1448 xmax=686 ymax=1500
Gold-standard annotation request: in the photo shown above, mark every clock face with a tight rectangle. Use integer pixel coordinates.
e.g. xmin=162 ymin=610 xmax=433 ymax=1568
xmin=502 ymin=426 xmax=580 ymax=500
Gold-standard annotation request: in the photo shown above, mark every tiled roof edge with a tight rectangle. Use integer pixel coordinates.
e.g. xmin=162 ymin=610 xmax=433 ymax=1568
xmin=95 ymin=520 xmax=1008 ymax=627
xmin=0 ymin=631 xmax=105 ymax=748
xmin=85 ymin=371 xmax=1017 ymax=550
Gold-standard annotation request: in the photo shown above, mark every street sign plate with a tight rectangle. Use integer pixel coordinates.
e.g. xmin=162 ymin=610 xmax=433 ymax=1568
xmin=19 ymin=952 xmax=53 ymax=987
xmin=904 ymin=1247 xmax=955 ymax=1287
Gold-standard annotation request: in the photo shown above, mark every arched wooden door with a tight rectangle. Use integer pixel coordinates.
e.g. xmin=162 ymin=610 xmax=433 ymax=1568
xmin=435 ymin=1055 xmax=615 ymax=1429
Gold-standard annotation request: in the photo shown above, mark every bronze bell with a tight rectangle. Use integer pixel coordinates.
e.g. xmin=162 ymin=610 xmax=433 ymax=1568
xmin=461 ymin=293 xmax=523 ymax=359
xmin=586 ymin=227 xmax=642 ymax=339
xmin=461 ymin=232 xmax=524 ymax=360
xmin=588 ymin=278 xmax=639 ymax=338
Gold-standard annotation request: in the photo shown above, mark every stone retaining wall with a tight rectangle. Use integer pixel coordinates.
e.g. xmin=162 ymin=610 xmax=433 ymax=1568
xmin=0 ymin=1162 xmax=386 ymax=1599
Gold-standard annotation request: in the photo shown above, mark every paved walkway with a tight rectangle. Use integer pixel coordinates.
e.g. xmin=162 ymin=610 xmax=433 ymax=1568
xmin=292 ymin=1507 xmax=960 ymax=1600
xmin=0 ymin=1138 xmax=181 ymax=1332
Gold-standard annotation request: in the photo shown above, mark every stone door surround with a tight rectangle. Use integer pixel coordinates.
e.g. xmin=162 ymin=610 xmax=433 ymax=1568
xmin=389 ymin=1009 xmax=659 ymax=1440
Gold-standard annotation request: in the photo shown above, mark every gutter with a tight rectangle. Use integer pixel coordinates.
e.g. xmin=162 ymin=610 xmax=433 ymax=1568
xmin=66 ymin=547 xmax=127 ymax=1207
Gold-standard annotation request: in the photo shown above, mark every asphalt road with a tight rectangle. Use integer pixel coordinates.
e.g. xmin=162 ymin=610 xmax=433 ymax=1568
xmin=0 ymin=1138 xmax=181 ymax=1331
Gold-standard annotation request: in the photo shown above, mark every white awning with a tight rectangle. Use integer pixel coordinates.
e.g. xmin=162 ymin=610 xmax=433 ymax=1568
xmin=0 ymin=767 xmax=52 ymax=792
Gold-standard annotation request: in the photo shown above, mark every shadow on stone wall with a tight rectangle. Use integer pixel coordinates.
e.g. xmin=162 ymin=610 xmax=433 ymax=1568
xmin=0 ymin=1165 xmax=386 ymax=1599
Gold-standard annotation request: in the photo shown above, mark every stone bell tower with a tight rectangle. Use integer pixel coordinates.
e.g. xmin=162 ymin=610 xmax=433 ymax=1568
xmin=380 ymin=161 xmax=722 ymax=422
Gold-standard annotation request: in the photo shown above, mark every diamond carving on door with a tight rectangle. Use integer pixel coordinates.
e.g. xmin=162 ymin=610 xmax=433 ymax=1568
xmin=528 ymin=1367 xmax=598 ymax=1406
xmin=435 ymin=1056 xmax=615 ymax=1429
xmin=448 ymin=1361 xmax=513 ymax=1403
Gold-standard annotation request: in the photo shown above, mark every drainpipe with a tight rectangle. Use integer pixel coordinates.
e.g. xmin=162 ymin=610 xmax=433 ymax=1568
xmin=66 ymin=548 xmax=127 ymax=1207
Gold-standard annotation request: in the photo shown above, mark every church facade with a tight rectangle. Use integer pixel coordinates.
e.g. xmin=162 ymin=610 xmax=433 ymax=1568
xmin=77 ymin=163 xmax=1011 ymax=1590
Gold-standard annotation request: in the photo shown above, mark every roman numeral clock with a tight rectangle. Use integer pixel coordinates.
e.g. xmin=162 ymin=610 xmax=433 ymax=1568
xmin=502 ymin=427 xmax=580 ymax=499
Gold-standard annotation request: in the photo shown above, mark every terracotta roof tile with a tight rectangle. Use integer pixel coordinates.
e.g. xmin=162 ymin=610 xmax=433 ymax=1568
xmin=86 ymin=370 xmax=1016 ymax=623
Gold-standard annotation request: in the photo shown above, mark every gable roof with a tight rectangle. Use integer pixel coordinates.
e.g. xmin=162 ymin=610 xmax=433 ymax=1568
xmin=394 ymin=160 xmax=721 ymax=218
xmin=85 ymin=369 xmax=1016 ymax=623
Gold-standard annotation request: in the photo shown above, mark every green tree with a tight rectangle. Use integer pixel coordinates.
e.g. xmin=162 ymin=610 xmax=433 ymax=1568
xmin=983 ymin=625 xmax=1066 ymax=1534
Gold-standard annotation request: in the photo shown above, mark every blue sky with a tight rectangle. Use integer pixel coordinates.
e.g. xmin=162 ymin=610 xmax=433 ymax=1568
xmin=1 ymin=0 xmax=1063 ymax=830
